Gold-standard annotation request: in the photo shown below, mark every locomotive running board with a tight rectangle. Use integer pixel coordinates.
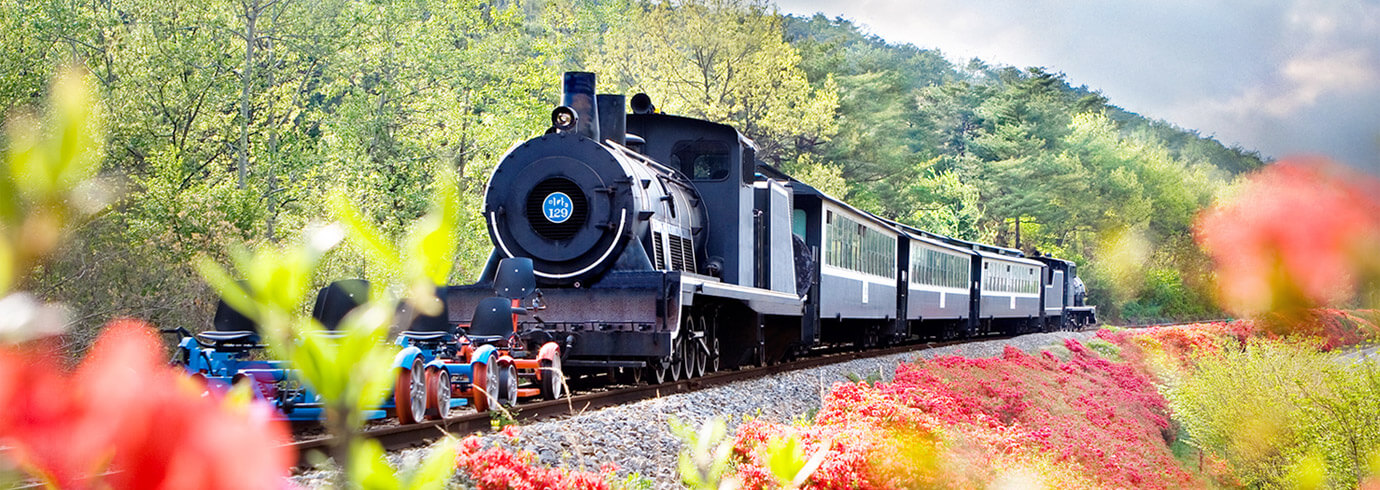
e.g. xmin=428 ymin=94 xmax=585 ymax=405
xmin=677 ymin=273 xmax=803 ymax=316
xmin=563 ymin=359 xmax=648 ymax=368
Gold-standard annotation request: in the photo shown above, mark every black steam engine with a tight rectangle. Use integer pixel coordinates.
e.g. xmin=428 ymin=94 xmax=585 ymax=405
xmin=445 ymin=72 xmax=1095 ymax=383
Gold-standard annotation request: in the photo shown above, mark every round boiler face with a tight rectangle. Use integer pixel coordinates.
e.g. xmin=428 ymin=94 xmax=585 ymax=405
xmin=484 ymin=132 xmax=639 ymax=285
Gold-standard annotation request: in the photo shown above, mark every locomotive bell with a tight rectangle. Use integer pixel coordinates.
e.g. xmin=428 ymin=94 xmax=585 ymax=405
xmin=561 ymin=72 xmax=600 ymax=141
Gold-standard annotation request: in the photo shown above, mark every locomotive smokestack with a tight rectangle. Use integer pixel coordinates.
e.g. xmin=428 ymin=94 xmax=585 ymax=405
xmin=561 ymin=72 xmax=600 ymax=141
xmin=596 ymin=94 xmax=625 ymax=146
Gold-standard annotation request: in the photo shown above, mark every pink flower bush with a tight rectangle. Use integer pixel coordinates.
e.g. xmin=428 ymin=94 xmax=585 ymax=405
xmin=1195 ymin=158 xmax=1380 ymax=318
xmin=728 ymin=342 xmax=1197 ymax=489
xmin=1098 ymin=310 xmax=1380 ymax=375
xmin=455 ymin=434 xmax=615 ymax=490
xmin=0 ymin=320 xmax=294 ymax=489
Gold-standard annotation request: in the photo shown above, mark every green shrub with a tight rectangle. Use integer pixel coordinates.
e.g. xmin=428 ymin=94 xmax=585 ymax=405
xmin=1169 ymin=340 xmax=1380 ymax=487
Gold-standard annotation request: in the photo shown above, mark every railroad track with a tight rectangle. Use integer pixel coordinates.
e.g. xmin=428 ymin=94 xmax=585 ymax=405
xmin=290 ymin=333 xmax=1015 ymax=466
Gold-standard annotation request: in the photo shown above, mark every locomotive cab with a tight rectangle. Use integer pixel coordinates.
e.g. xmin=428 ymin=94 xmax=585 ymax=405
xmin=627 ymin=112 xmax=758 ymax=286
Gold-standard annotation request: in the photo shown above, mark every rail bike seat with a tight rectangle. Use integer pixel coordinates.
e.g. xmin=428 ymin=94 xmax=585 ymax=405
xmin=397 ymin=287 xmax=457 ymax=342
xmin=201 ymin=293 xmax=261 ymax=345
xmin=466 ymin=334 xmax=508 ymax=346
xmin=312 ymin=279 xmax=369 ymax=330
xmin=467 ymin=296 xmax=523 ymax=345
xmin=493 ymin=257 xmax=536 ymax=300
xmin=399 ymin=331 xmax=450 ymax=341
xmin=198 ymin=330 xmax=259 ymax=342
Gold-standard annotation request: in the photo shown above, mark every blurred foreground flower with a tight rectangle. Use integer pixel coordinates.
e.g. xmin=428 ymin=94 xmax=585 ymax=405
xmin=1195 ymin=157 xmax=1380 ymax=321
xmin=0 ymin=320 xmax=293 ymax=488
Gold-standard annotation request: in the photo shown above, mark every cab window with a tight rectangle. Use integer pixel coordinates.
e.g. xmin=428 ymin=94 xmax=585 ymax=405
xmin=670 ymin=140 xmax=731 ymax=180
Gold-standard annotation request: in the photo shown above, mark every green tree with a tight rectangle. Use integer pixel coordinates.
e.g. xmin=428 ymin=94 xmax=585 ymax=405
xmin=588 ymin=0 xmax=837 ymax=164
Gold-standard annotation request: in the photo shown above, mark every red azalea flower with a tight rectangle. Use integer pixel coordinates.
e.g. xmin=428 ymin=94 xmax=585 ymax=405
xmin=729 ymin=340 xmax=1193 ymax=489
xmin=0 ymin=319 xmax=294 ymax=489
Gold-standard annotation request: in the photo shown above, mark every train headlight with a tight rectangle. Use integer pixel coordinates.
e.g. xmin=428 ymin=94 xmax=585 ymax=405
xmin=551 ymin=106 xmax=578 ymax=132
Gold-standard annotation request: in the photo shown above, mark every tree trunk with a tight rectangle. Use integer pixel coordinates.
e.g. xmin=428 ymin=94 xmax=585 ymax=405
xmin=238 ymin=0 xmax=258 ymax=189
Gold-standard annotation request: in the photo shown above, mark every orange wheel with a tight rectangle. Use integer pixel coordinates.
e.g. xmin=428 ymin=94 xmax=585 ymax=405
xmin=498 ymin=363 xmax=518 ymax=407
xmin=394 ymin=358 xmax=425 ymax=424
xmin=470 ymin=361 xmax=491 ymax=413
xmin=424 ymin=367 xmax=451 ymax=420
xmin=539 ymin=357 xmax=564 ymax=400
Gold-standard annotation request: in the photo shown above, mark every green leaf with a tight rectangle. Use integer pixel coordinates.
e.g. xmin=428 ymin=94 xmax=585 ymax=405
xmin=225 ymin=375 xmax=257 ymax=408
xmin=4 ymin=113 xmax=44 ymax=204
xmin=765 ymin=435 xmax=807 ymax=487
xmin=47 ymin=67 xmax=101 ymax=193
xmin=0 ymin=237 xmax=12 ymax=295
xmin=289 ymin=324 xmax=336 ymax=400
xmin=332 ymin=191 xmax=402 ymax=274
xmin=194 ymin=256 xmax=260 ymax=324
xmin=673 ymin=417 xmax=735 ymax=489
xmin=400 ymin=437 xmax=460 ymax=490
xmin=334 ymin=301 xmax=398 ymax=417
xmin=349 ymin=439 xmax=401 ymax=490
xmin=405 ymin=212 xmax=454 ymax=287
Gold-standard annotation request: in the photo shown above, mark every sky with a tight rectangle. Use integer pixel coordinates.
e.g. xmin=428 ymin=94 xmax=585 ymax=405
xmin=774 ymin=0 xmax=1380 ymax=173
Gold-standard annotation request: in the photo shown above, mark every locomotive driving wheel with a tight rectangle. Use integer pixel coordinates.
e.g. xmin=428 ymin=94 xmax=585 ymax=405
xmin=709 ymin=337 xmax=720 ymax=373
xmin=679 ymin=334 xmax=694 ymax=380
xmin=609 ymin=366 xmax=643 ymax=385
xmin=668 ymin=337 xmax=684 ymax=382
xmin=691 ymin=316 xmax=710 ymax=378
xmin=648 ymin=357 xmax=670 ymax=384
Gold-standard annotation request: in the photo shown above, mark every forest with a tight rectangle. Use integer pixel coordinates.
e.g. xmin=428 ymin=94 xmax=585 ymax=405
xmin=0 ymin=0 xmax=1267 ymax=352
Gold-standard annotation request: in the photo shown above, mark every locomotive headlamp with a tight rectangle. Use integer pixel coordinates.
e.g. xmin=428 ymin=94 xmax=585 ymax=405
xmin=551 ymin=106 xmax=578 ymax=132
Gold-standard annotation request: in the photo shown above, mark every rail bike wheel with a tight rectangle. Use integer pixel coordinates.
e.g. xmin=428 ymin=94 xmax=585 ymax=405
xmin=539 ymin=357 xmax=564 ymax=400
xmin=394 ymin=358 xmax=426 ymax=424
xmin=497 ymin=363 xmax=519 ymax=407
xmin=424 ymin=367 xmax=451 ymax=420
xmin=471 ymin=360 xmax=492 ymax=413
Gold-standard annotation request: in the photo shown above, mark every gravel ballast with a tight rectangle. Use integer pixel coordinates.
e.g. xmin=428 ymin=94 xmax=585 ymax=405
xmin=292 ymin=330 xmax=1100 ymax=488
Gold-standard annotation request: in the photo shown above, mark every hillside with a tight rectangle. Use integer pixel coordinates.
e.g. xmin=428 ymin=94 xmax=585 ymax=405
xmin=780 ymin=14 xmax=1266 ymax=321
xmin=0 ymin=0 xmax=1267 ymax=352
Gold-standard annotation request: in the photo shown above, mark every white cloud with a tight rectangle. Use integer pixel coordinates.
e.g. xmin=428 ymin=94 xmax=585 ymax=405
xmin=775 ymin=0 xmax=1380 ymax=169
xmin=1282 ymin=49 xmax=1379 ymax=101
xmin=1202 ymin=48 xmax=1380 ymax=118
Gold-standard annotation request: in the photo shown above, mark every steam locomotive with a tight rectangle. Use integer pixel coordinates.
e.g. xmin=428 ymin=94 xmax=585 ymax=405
xmin=444 ymin=72 xmax=1095 ymax=383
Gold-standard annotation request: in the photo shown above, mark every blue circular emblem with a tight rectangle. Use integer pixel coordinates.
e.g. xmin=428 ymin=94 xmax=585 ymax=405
xmin=542 ymin=192 xmax=574 ymax=224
